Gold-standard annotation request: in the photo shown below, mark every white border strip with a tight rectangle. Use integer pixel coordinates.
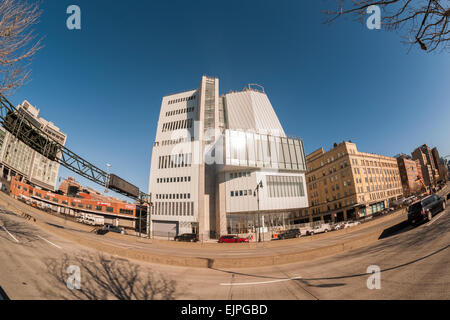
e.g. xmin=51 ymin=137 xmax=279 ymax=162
xmin=38 ymin=235 xmax=62 ymax=249
xmin=220 ymin=276 xmax=302 ymax=286
xmin=2 ymin=226 xmax=19 ymax=243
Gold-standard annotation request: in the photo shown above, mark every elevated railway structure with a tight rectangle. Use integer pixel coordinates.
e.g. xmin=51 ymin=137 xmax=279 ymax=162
xmin=0 ymin=94 xmax=152 ymax=234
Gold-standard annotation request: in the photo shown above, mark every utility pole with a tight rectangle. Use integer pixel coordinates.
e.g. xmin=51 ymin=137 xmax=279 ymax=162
xmin=254 ymin=181 xmax=263 ymax=243
xmin=138 ymin=203 xmax=142 ymax=238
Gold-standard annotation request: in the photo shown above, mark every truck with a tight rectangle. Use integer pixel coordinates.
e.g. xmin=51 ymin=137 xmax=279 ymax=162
xmin=77 ymin=213 xmax=104 ymax=226
xmin=306 ymin=223 xmax=331 ymax=236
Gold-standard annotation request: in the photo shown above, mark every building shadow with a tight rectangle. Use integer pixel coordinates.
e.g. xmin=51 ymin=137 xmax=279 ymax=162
xmin=45 ymin=252 xmax=179 ymax=300
xmin=0 ymin=286 xmax=10 ymax=300
xmin=378 ymin=220 xmax=412 ymax=240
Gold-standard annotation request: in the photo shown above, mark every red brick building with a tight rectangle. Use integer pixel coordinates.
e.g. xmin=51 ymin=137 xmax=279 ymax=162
xmin=396 ymin=155 xmax=422 ymax=197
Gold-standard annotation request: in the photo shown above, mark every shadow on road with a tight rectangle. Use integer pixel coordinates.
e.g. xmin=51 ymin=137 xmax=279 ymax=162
xmin=300 ymin=244 xmax=450 ymax=282
xmin=206 ymin=244 xmax=449 ymax=286
xmin=0 ymin=218 xmax=40 ymax=245
xmin=378 ymin=220 xmax=412 ymax=240
xmin=45 ymin=252 xmax=179 ymax=300
xmin=0 ymin=286 xmax=10 ymax=300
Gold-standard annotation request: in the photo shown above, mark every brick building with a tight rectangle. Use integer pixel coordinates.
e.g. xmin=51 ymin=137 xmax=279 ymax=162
xmin=305 ymin=141 xmax=403 ymax=223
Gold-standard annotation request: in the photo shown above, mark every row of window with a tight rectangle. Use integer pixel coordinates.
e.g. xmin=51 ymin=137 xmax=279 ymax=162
xmin=312 ymin=180 xmax=400 ymax=203
xmin=156 ymin=176 xmax=191 ymax=183
xmin=309 ymin=198 xmax=356 ymax=214
xmin=308 ymin=151 xmax=349 ymax=171
xmin=152 ymin=201 xmax=194 ymax=216
xmin=155 ymin=193 xmax=191 ymax=200
xmin=356 ymin=184 xmax=398 ymax=193
xmin=225 ymin=130 xmax=307 ymax=171
xmin=308 ymin=162 xmax=349 ymax=182
xmin=309 ymin=169 xmax=398 ymax=191
xmin=161 ymin=118 xmax=193 ymax=132
xmin=309 ymin=163 xmax=398 ymax=183
xmin=369 ymin=189 xmax=402 ymax=201
xmin=157 ymin=153 xmax=192 ymax=169
xmin=167 ymin=95 xmax=196 ymax=105
xmin=351 ymin=158 xmax=397 ymax=168
xmin=165 ymin=107 xmax=195 ymax=117
xmin=353 ymin=167 xmax=399 ymax=176
xmin=155 ymin=137 xmax=194 ymax=147
xmin=34 ymin=193 xmax=134 ymax=215
xmin=230 ymin=189 xmax=253 ymax=197
xmin=44 ymin=128 xmax=66 ymax=144
xmin=318 ymin=190 xmax=355 ymax=204
xmin=309 ymin=153 xmax=397 ymax=173
xmin=229 ymin=171 xmax=251 ymax=179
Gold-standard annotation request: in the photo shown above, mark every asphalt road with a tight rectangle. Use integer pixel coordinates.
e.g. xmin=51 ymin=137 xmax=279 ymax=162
xmin=0 ymin=190 xmax=412 ymax=260
xmin=0 ymin=194 xmax=448 ymax=299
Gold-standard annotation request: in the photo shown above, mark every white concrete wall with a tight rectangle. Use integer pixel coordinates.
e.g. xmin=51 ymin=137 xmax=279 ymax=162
xmin=225 ymin=90 xmax=286 ymax=137
xmin=148 ymin=89 xmax=200 ymax=234
xmin=224 ymin=170 xmax=308 ymax=213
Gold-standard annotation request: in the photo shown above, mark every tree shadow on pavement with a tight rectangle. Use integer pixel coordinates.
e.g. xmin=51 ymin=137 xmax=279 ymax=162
xmin=46 ymin=252 xmax=179 ymax=300
xmin=0 ymin=218 xmax=40 ymax=246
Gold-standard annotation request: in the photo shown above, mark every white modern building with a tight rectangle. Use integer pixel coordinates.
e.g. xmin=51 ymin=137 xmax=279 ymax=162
xmin=148 ymin=76 xmax=308 ymax=240
xmin=0 ymin=100 xmax=67 ymax=191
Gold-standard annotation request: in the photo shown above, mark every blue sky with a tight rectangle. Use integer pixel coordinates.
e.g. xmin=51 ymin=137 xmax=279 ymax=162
xmin=9 ymin=0 xmax=450 ymax=198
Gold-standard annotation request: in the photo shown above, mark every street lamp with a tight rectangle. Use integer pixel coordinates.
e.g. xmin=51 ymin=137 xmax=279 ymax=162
xmin=254 ymin=181 xmax=263 ymax=243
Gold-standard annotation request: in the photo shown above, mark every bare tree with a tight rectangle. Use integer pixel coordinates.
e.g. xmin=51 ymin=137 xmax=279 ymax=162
xmin=0 ymin=0 xmax=43 ymax=95
xmin=324 ymin=0 xmax=450 ymax=52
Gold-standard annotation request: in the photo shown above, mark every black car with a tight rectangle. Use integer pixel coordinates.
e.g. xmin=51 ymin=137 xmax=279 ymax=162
xmin=174 ymin=233 xmax=199 ymax=242
xmin=407 ymin=194 xmax=446 ymax=226
xmin=106 ymin=225 xmax=123 ymax=234
xmin=95 ymin=225 xmax=123 ymax=235
xmin=277 ymin=228 xmax=301 ymax=240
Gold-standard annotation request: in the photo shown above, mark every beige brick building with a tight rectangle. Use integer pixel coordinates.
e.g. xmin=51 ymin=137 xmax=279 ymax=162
xmin=0 ymin=101 xmax=67 ymax=191
xmin=305 ymin=141 xmax=403 ymax=223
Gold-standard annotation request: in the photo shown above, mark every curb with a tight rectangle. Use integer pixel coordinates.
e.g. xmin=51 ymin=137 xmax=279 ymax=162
xmin=36 ymin=213 xmax=406 ymax=269
xmin=0 ymin=191 xmax=409 ymax=269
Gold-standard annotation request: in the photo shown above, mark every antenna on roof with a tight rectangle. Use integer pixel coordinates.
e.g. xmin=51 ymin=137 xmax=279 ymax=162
xmin=248 ymin=83 xmax=265 ymax=93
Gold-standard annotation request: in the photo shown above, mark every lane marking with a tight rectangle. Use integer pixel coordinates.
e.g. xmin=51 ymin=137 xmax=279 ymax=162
xmin=220 ymin=276 xmax=302 ymax=286
xmin=1 ymin=226 xmax=19 ymax=243
xmin=426 ymin=209 xmax=447 ymax=226
xmin=37 ymin=235 xmax=62 ymax=249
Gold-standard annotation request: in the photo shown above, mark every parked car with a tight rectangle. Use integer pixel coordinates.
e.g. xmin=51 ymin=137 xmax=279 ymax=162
xmin=331 ymin=223 xmax=344 ymax=231
xmin=218 ymin=235 xmax=249 ymax=243
xmin=95 ymin=224 xmax=123 ymax=235
xmin=104 ymin=225 xmax=124 ymax=234
xmin=174 ymin=233 xmax=199 ymax=242
xmin=343 ymin=221 xmax=361 ymax=229
xmin=276 ymin=229 xmax=301 ymax=240
xmin=306 ymin=224 xmax=331 ymax=235
xmin=407 ymin=194 xmax=446 ymax=226
xmin=95 ymin=228 xmax=108 ymax=235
